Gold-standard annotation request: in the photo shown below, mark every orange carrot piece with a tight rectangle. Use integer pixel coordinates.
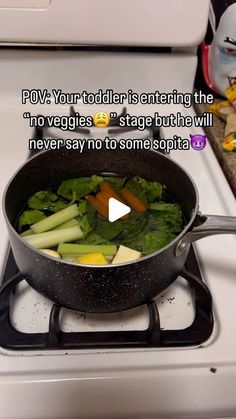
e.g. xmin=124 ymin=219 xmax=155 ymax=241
xmin=85 ymin=195 xmax=108 ymax=219
xmin=100 ymin=181 xmax=124 ymax=202
xmin=96 ymin=192 xmax=129 ymax=220
xmin=121 ymin=188 xmax=146 ymax=212
xmin=96 ymin=191 xmax=110 ymax=206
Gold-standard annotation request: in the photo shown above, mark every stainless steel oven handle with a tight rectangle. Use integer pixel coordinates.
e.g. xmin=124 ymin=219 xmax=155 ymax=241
xmin=176 ymin=214 xmax=236 ymax=257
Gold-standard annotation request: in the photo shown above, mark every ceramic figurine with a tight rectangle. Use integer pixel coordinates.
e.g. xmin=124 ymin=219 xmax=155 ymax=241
xmin=202 ymin=1 xmax=236 ymax=97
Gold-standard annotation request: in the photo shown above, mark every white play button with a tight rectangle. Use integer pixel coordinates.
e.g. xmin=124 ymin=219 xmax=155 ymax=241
xmin=108 ymin=198 xmax=131 ymax=222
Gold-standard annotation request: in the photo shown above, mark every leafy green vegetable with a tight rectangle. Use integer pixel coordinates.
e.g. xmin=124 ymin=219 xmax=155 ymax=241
xmin=95 ymin=218 xmax=126 ymax=241
xmin=28 ymin=190 xmax=67 ymax=213
xmin=77 ymin=231 xmax=109 ymax=245
xmin=125 ymin=176 xmax=163 ymax=204
xmin=48 ymin=201 xmax=68 ymax=212
xmin=137 ymin=177 xmax=163 ymax=202
xmin=149 ymin=202 xmax=180 ymax=212
xmin=114 ymin=204 xmax=182 ymax=254
xmin=57 ymin=175 xmax=103 ymax=200
xmin=149 ymin=203 xmax=182 ymax=233
xmin=116 ymin=213 xmax=148 ymax=244
xmin=28 ymin=190 xmax=58 ymax=209
xmin=80 ymin=209 xmax=96 ymax=236
xmin=18 ymin=210 xmax=46 ymax=232
xmin=125 ymin=177 xmax=147 ymax=204
xmin=140 ymin=231 xmax=176 ymax=254
xmin=77 ymin=201 xmax=88 ymax=216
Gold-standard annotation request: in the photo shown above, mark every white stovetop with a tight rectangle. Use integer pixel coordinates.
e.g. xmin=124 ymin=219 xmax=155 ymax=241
xmin=0 ymin=51 xmax=236 ymax=419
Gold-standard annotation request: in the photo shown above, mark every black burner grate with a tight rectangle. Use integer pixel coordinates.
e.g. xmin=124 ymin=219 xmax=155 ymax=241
xmin=29 ymin=107 xmax=165 ymax=160
xmin=0 ymin=247 xmax=213 ymax=351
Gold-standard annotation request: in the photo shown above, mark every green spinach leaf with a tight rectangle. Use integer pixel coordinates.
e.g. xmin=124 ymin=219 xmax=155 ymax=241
xmin=125 ymin=176 xmax=163 ymax=204
xmin=57 ymin=175 xmax=103 ymax=200
xmin=80 ymin=207 xmax=96 ymax=236
xmin=95 ymin=218 xmax=126 ymax=241
xmin=116 ymin=204 xmax=182 ymax=254
xmin=28 ymin=190 xmax=67 ymax=213
xmin=149 ymin=203 xmax=182 ymax=232
xmin=76 ymin=232 xmax=109 ymax=245
xmin=18 ymin=210 xmax=46 ymax=232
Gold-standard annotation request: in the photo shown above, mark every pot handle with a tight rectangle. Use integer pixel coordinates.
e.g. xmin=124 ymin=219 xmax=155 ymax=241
xmin=176 ymin=214 xmax=236 ymax=257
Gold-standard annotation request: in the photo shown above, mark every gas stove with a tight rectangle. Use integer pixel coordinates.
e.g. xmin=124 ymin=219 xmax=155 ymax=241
xmin=0 ymin=0 xmax=236 ymax=414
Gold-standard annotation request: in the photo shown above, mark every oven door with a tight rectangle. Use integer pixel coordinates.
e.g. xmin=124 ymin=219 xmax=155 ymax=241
xmin=0 ymin=0 xmax=209 ymax=46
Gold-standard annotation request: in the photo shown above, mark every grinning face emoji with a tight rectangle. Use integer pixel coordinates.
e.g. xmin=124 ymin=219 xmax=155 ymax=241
xmin=190 ymin=134 xmax=207 ymax=151
xmin=93 ymin=112 xmax=110 ymax=128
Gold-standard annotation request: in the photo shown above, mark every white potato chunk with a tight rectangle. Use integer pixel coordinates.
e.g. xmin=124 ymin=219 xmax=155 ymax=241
xmin=112 ymin=245 xmax=141 ymax=264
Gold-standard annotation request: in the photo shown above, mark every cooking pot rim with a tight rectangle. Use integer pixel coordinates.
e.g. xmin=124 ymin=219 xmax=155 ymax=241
xmin=2 ymin=149 xmax=199 ymax=268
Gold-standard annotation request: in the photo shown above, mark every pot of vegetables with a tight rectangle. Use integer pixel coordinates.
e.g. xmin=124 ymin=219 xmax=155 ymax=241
xmin=3 ymin=148 xmax=236 ymax=313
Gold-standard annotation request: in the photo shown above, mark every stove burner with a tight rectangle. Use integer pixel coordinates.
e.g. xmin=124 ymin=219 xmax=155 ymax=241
xmin=0 ymin=248 xmax=213 ymax=351
xmin=31 ymin=107 xmax=164 ymax=158
xmin=35 ymin=106 xmax=160 ymax=138
xmin=107 ymin=106 xmax=127 ymax=127
xmin=69 ymin=106 xmax=90 ymax=134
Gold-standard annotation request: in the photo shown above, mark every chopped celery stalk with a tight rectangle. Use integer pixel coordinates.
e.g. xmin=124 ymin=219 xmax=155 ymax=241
xmin=20 ymin=229 xmax=32 ymax=237
xmin=61 ymin=255 xmax=76 ymax=262
xmin=58 ymin=243 xmax=117 ymax=256
xmin=30 ymin=204 xmax=79 ymax=234
xmin=61 ymin=253 xmax=82 ymax=260
xmin=24 ymin=226 xmax=84 ymax=249
xmin=55 ymin=218 xmax=79 ymax=230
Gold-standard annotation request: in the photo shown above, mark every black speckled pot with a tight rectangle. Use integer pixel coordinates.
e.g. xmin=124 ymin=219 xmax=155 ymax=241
xmin=2 ymin=148 xmax=200 ymax=313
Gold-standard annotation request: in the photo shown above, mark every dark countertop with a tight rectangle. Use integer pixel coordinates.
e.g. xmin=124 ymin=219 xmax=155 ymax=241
xmin=195 ymin=103 xmax=236 ymax=197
